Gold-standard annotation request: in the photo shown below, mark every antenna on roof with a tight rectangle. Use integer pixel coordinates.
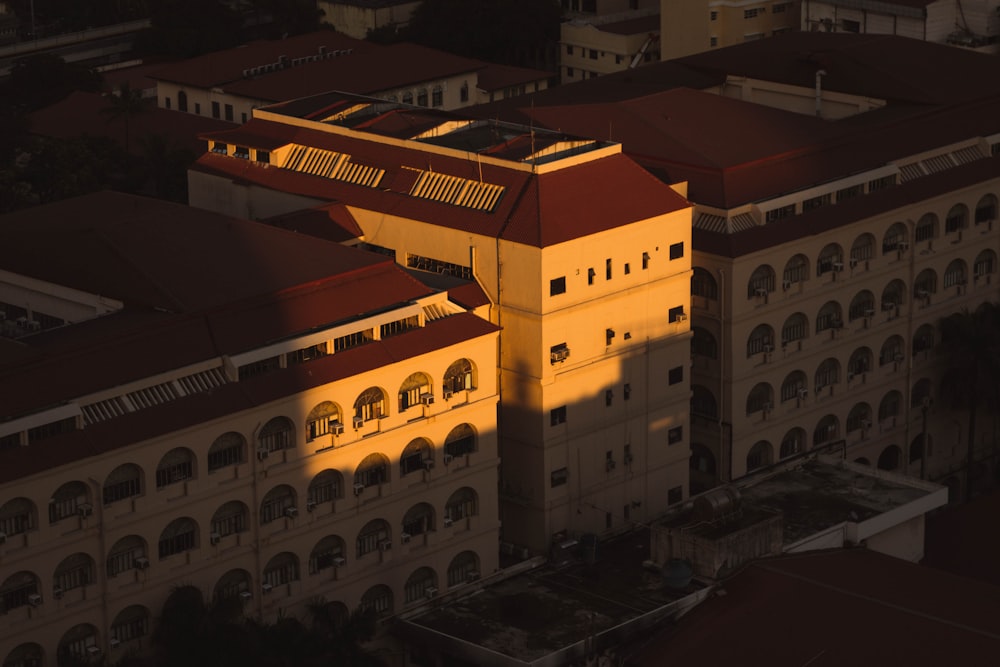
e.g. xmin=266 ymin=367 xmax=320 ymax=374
xmin=529 ymin=98 xmax=535 ymax=161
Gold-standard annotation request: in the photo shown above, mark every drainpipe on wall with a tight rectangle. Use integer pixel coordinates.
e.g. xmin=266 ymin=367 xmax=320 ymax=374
xmin=815 ymin=69 xmax=827 ymax=117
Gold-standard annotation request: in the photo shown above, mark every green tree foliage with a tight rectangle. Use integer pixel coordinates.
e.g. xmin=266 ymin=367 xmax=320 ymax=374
xmin=938 ymin=301 xmax=1000 ymax=501
xmin=404 ymin=0 xmax=561 ymax=68
xmin=133 ymin=0 xmax=242 ymax=58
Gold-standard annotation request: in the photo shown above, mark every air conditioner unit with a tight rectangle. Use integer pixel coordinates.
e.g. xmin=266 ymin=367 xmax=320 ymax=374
xmin=847 ymin=372 xmax=854 ymax=382
xmin=832 ymin=261 xmax=845 ymax=272
xmin=306 ymin=500 xmax=317 ymax=512
xmin=401 ymin=532 xmax=411 ymax=544
xmin=466 ymin=570 xmax=480 ymax=582
xmin=849 ymin=257 xmax=858 ymax=268
xmin=352 ymin=416 xmax=364 ymax=429
xmin=443 ymin=454 xmax=454 ymax=465
xmin=78 ymin=503 xmax=93 ymax=518
xmin=605 ymin=459 xmax=616 ymax=472
xmin=798 ymin=388 xmax=808 ymax=399
xmin=763 ymin=344 xmax=774 ymax=353
xmin=261 ymin=583 xmax=273 ymax=594
xmin=86 ymin=647 xmax=101 ymax=658
xmin=675 ymin=313 xmax=688 ymax=322
xmin=624 ymin=453 xmax=633 ymax=465
xmin=53 ymin=586 xmax=64 ymax=599
xmin=443 ymin=517 xmax=453 ymax=528
xmin=862 ymin=419 xmax=872 ymax=429
xmin=284 ymin=507 xmax=298 ymax=519
xmin=109 ymin=638 xmax=121 ymax=649
xmin=257 ymin=448 xmax=269 ymax=461
xmin=378 ymin=540 xmax=391 ymax=552
xmin=240 ymin=590 xmax=253 ymax=601
xmin=210 ymin=532 xmax=221 ymax=545
xmin=422 ymin=458 xmax=434 ymax=470
xmin=783 ymin=279 xmax=793 ymax=290
xmin=442 ymin=389 xmax=454 ymax=400
xmin=864 ymin=309 xmax=876 ymax=318
xmin=330 ymin=421 xmax=345 ymax=435
xmin=882 ymin=301 xmax=897 ymax=312
xmin=897 ymin=241 xmax=909 ymax=250
xmin=134 ymin=557 xmax=150 ymax=569
xmin=332 ymin=557 xmax=346 ymax=567
xmin=420 ymin=393 xmax=434 ymax=406
xmin=28 ymin=594 xmax=42 ymax=606
xmin=551 ymin=348 xmax=570 ymax=363
xmin=917 ymin=289 xmax=930 ymax=298
xmin=762 ymin=402 xmax=773 ymax=412
xmin=755 ymin=288 xmax=768 ymax=297
xmin=424 ymin=587 xmax=438 ymax=599
xmin=353 ymin=483 xmax=365 ymax=496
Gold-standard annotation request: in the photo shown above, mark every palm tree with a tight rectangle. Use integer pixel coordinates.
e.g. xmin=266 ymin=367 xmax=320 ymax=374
xmin=102 ymin=82 xmax=151 ymax=156
xmin=938 ymin=301 xmax=1000 ymax=501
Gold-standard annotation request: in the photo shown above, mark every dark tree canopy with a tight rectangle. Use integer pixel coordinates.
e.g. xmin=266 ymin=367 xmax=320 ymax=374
xmin=133 ymin=0 xmax=243 ymax=58
xmin=6 ymin=53 xmax=102 ymax=111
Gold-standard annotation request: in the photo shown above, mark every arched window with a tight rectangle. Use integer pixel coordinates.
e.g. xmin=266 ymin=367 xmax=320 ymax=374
xmin=259 ymin=417 xmax=294 ymax=453
xmin=307 ymin=469 xmax=343 ymax=508
xmin=49 ymin=481 xmax=89 ymax=524
xmin=405 ymin=567 xmax=438 ymax=603
xmin=211 ymin=501 xmax=248 ymax=538
xmin=817 ymin=243 xmax=843 ymax=276
xmin=746 ymin=324 xmax=774 ymax=358
xmin=691 ymin=267 xmax=718 ymax=299
xmin=214 ymin=569 xmax=252 ymax=601
xmin=692 ymin=327 xmax=718 ymax=359
xmin=360 ymin=584 xmax=393 ymax=618
xmin=445 ymin=487 xmax=478 ymax=521
xmin=431 ymin=85 xmax=443 ymax=106
xmin=689 ymin=443 xmax=716 ymax=474
xmin=782 ymin=254 xmax=809 ymax=287
xmin=781 ymin=312 xmax=808 ymax=347
xmin=780 ymin=428 xmax=806 ymax=459
xmin=260 ymin=485 xmax=296 ymax=524
xmin=943 ymin=259 xmax=967 ymax=289
xmin=878 ymin=391 xmax=902 ymax=424
xmin=850 ymin=233 xmax=875 ymax=265
xmin=848 ymin=290 xmax=875 ymax=322
xmin=447 ymin=551 xmax=480 ymax=586
xmin=878 ymin=445 xmax=902 ymax=471
xmin=975 ymin=194 xmax=997 ymax=224
xmin=914 ymin=213 xmax=937 ymax=243
xmin=444 ymin=359 xmax=475 ymax=394
xmin=58 ymin=624 xmax=98 ymax=664
xmin=399 ymin=373 xmax=432 ymax=412
xmin=103 ymin=464 xmax=143 ymax=504
xmin=402 ymin=503 xmax=435 ymax=536
xmin=306 ymin=402 xmax=341 ymax=441
xmin=354 ymin=387 xmax=387 ymax=422
xmin=847 ymin=347 xmax=873 ymax=378
xmin=974 ymin=249 xmax=996 ymax=281
xmin=402 ymin=91 xmax=413 ymax=104
xmin=417 ymin=87 xmax=428 ymax=106
xmin=945 ymin=203 xmax=968 ymax=234
xmin=879 ymin=335 xmax=904 ymax=366
xmin=746 ymin=441 xmax=772 ymax=472
xmin=780 ymin=370 xmax=807 ymax=403
xmin=747 ymin=264 xmax=775 ymax=298
xmin=911 ymin=378 xmax=932 ymax=407
xmin=691 ymin=385 xmax=718 ymax=419
xmin=158 ymin=518 xmax=197 ymax=559
xmin=746 ymin=383 xmax=773 ymax=415
xmin=400 ymin=439 xmax=432 ymax=476
xmin=445 ymin=424 xmax=476 ymax=457
xmin=0 ymin=571 xmax=39 ymax=612
xmin=0 ymin=497 xmax=35 ymax=537
xmin=177 ymin=90 xmax=188 ymax=112
xmin=309 ymin=535 xmax=346 ymax=574
xmin=814 ymin=358 xmax=840 ymax=393
xmin=912 ymin=324 xmax=935 ymax=357
xmin=110 ymin=605 xmax=149 ymax=645
xmin=882 ymin=222 xmax=908 ymax=254
xmin=208 ymin=432 xmax=245 ymax=471
xmin=106 ymin=536 xmax=146 ymax=577
xmin=880 ymin=279 xmax=905 ymax=313
xmin=914 ymin=270 xmax=936 ymax=300
xmin=813 ymin=414 xmax=839 ymax=446
xmin=815 ymin=301 xmax=843 ymax=333
xmin=356 ymin=519 xmax=390 ymax=557
xmin=355 ymin=453 xmax=389 ymax=488
xmin=262 ymin=552 xmax=299 ymax=587
xmin=846 ymin=403 xmax=872 ymax=433
xmin=53 ymin=553 xmax=95 ymax=594
xmin=156 ymin=447 xmax=195 ymax=488
xmin=3 ymin=643 xmax=43 ymax=667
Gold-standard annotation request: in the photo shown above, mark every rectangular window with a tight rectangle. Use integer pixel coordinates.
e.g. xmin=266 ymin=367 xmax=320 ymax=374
xmin=551 ymin=467 xmax=568 ymax=487
xmin=624 ymin=383 xmax=631 ymax=400
xmin=212 ymin=101 xmax=220 ymax=119
xmin=551 ymin=406 xmax=567 ymax=426
xmin=710 ymin=36 xmax=718 ymax=47
xmin=772 ymin=2 xmax=792 ymax=13
xmin=668 ymin=366 xmax=683 ymax=385
xmin=238 ymin=356 xmax=280 ymax=380
xmin=669 ymin=242 xmax=684 ymax=260
xmin=287 ymin=343 xmax=328 ymax=366
xmin=417 ymin=89 xmax=428 ymax=106
xmin=380 ymin=316 xmax=420 ymax=339
xmin=668 ymin=426 xmax=683 ymax=444
xmin=744 ymin=8 xmax=764 ymax=19
xmin=333 ymin=329 xmax=374 ymax=352
xmin=802 ymin=193 xmax=832 ymax=211
xmin=711 ymin=10 xmax=718 ymax=20
xmin=460 ymin=83 xmax=469 ymax=102
xmin=642 ymin=252 xmax=650 ymax=269
xmin=668 ymin=486 xmax=683 ymax=505
xmin=195 ymin=102 xmax=201 ymax=115
xmin=837 ymin=184 xmax=864 ymax=203
xmin=606 ymin=259 xmax=612 ymax=280
xmin=605 ymin=389 xmax=613 ymax=406
xmin=165 ymin=97 xmax=171 ymax=109
xmin=256 ymin=149 xmax=270 ymax=164
xmin=589 ymin=49 xmax=598 ymax=60
xmin=588 ymin=267 xmax=595 ymax=285
xmin=765 ymin=204 xmax=795 ymax=223
xmin=406 ymin=253 xmax=472 ymax=279
xmin=566 ymin=45 xmax=574 ymax=55
xmin=224 ymin=104 xmax=234 ymax=122
xmin=241 ymin=112 xmax=247 ymax=123
xmin=668 ymin=306 xmax=686 ymax=323
xmin=234 ymin=146 xmax=249 ymax=159
xmin=867 ymin=175 xmax=896 ymax=192
xmin=432 ymin=88 xmax=443 ymax=107
xmin=550 ymin=276 xmax=566 ymax=296
xmin=566 ymin=67 xmax=575 ymax=78
xmin=842 ymin=19 xmax=860 ymax=33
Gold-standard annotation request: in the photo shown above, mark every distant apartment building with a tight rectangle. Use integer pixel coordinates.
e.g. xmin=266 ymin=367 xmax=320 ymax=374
xmin=188 ymin=94 xmax=694 ymax=553
xmin=661 ymin=0 xmax=801 ymax=59
xmin=559 ymin=0 xmax=660 ymax=83
xmin=318 ymin=0 xmax=422 ymax=40
xmin=801 ymin=0 xmax=1000 ymax=51
xmin=0 ymin=193 xmax=500 ymax=665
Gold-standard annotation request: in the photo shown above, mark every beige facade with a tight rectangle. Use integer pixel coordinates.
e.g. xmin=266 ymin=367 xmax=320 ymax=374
xmin=318 ymin=0 xmax=422 ymax=39
xmin=661 ymin=0 xmax=801 ymax=59
xmin=560 ymin=4 xmax=661 ymax=83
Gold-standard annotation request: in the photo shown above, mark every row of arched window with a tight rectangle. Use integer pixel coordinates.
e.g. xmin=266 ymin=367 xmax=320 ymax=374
xmin=2 ymin=551 xmax=481 ymax=666
xmin=0 ymin=423 xmax=479 ymax=536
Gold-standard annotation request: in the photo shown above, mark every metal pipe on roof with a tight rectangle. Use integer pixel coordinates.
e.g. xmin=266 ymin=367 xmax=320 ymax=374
xmin=815 ymin=69 xmax=827 ymax=118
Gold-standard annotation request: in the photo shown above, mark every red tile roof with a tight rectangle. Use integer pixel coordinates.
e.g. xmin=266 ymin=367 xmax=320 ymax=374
xmin=262 ymin=202 xmax=364 ymax=242
xmin=599 ymin=13 xmax=660 ymax=36
xmin=476 ymin=63 xmax=553 ymax=92
xmin=924 ymin=489 xmax=1000 ymax=588
xmin=628 ymin=549 xmax=1000 ymax=667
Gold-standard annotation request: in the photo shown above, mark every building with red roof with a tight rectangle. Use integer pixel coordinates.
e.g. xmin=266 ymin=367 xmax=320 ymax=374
xmin=0 ymin=191 xmax=500 ymax=664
